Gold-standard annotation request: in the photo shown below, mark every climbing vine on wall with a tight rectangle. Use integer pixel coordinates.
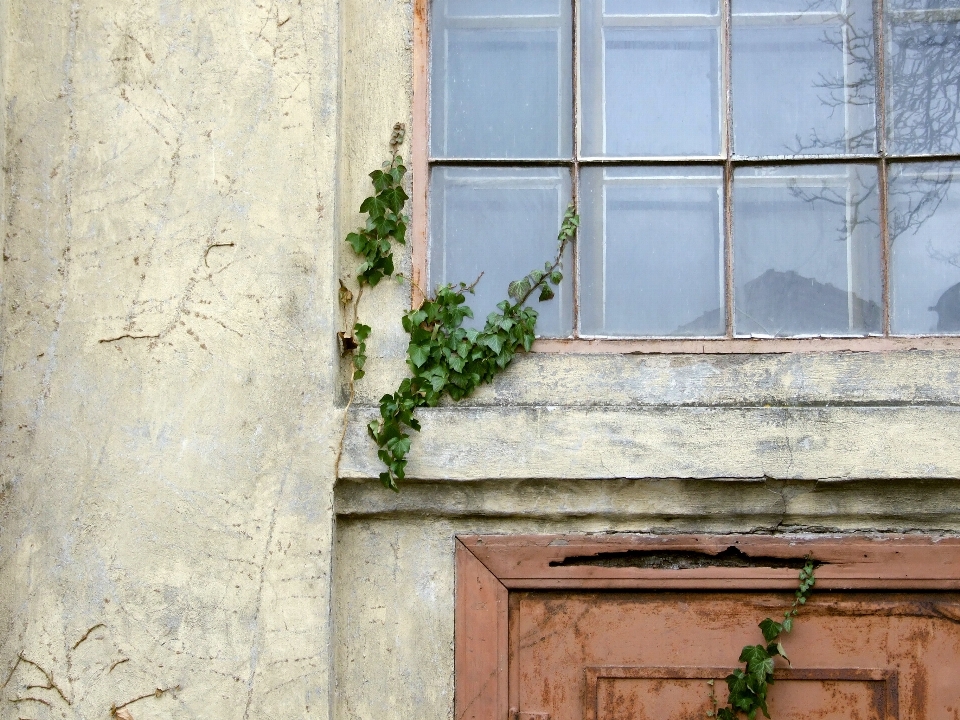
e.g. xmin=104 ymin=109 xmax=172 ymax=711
xmin=339 ymin=122 xmax=410 ymax=383
xmin=338 ymin=124 xmax=578 ymax=489
xmin=709 ymin=558 xmax=817 ymax=720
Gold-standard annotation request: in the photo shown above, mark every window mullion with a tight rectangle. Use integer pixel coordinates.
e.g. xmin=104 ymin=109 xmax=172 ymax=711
xmin=874 ymin=0 xmax=891 ymax=336
xmin=722 ymin=0 xmax=735 ymax=338
xmin=572 ymin=0 xmax=581 ymax=339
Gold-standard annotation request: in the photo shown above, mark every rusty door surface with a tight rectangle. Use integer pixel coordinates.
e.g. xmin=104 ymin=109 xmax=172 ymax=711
xmin=511 ymin=590 xmax=960 ymax=720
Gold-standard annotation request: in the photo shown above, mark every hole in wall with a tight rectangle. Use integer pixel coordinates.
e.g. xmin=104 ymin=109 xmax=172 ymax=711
xmin=549 ymin=546 xmax=823 ymax=570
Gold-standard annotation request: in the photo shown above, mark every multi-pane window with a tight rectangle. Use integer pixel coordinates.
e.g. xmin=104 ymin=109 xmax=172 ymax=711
xmin=426 ymin=0 xmax=960 ymax=339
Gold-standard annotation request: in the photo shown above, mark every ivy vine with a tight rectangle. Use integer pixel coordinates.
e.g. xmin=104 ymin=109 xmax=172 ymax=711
xmin=338 ymin=124 xmax=578 ymax=489
xmin=369 ymin=204 xmax=578 ymax=490
xmin=339 ymin=122 xmax=409 ymax=383
xmin=709 ymin=558 xmax=817 ymax=720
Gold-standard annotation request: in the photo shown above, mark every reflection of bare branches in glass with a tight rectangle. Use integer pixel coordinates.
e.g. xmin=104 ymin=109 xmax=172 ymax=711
xmin=792 ymin=0 xmax=960 ymax=162
xmin=786 ymin=170 xmax=878 ymax=240
xmin=691 ymin=2 xmax=959 ymax=336
xmin=777 ymin=2 xmax=960 ymax=335
xmin=795 ymin=0 xmax=960 ymax=237
xmin=889 ymin=162 xmax=960 ymax=332
xmin=888 ymin=163 xmax=952 ymax=243
xmin=888 ymin=1 xmax=960 ymax=155
xmin=783 ymin=171 xmax=883 ymax=333
xmin=790 ymin=0 xmax=877 ymax=155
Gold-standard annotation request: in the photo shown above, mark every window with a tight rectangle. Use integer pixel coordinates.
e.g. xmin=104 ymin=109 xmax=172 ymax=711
xmin=416 ymin=0 xmax=960 ymax=348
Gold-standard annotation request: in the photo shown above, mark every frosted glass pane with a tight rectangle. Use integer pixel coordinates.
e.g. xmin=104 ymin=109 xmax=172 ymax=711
xmin=889 ymin=162 xmax=960 ymax=334
xmin=431 ymin=1 xmax=572 ymax=159
xmin=430 ymin=167 xmax=573 ymax=337
xmin=888 ymin=0 xmax=960 ymax=10
xmin=579 ymin=167 xmax=724 ymax=336
xmin=603 ymin=28 xmax=720 ymax=156
xmin=733 ymin=165 xmax=882 ymax=336
xmin=580 ymin=0 xmax=721 ymax=157
xmin=445 ymin=0 xmax=561 ymax=17
xmin=738 ymin=0 xmax=842 ymax=12
xmin=886 ymin=6 xmax=960 ymax=154
xmin=604 ymin=0 xmax=717 ymax=14
xmin=732 ymin=0 xmax=876 ymax=156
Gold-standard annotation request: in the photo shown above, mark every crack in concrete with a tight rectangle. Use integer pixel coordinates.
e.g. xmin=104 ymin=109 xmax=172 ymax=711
xmin=98 ymin=333 xmax=162 ymax=344
xmin=32 ymin=0 xmax=81 ymax=433
xmin=243 ymin=473 xmax=286 ymax=720
xmin=69 ymin=624 xmax=105 ymax=652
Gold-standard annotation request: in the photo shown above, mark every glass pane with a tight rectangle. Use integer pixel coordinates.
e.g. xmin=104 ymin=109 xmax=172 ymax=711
xmin=580 ymin=0 xmax=721 ymax=157
xmin=888 ymin=0 xmax=960 ymax=13
xmin=889 ymin=162 xmax=960 ymax=334
xmin=579 ymin=167 xmax=724 ymax=336
xmin=429 ymin=167 xmax=573 ymax=337
xmin=430 ymin=1 xmax=572 ymax=159
xmin=886 ymin=1 xmax=960 ymax=154
xmin=445 ymin=0 xmax=561 ymax=16
xmin=738 ymin=0 xmax=843 ymax=11
xmin=733 ymin=165 xmax=882 ymax=336
xmin=604 ymin=0 xmax=718 ymax=14
xmin=732 ymin=0 xmax=876 ymax=156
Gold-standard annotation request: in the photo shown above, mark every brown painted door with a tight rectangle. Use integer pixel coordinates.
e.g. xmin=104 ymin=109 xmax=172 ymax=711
xmin=511 ymin=590 xmax=960 ymax=720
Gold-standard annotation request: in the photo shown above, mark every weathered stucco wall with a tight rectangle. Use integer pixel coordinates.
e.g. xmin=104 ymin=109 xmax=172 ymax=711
xmin=0 ymin=0 xmax=361 ymax=716
xmin=0 ymin=0 xmax=6 ymax=291
xmin=1 ymin=0 xmax=959 ymax=719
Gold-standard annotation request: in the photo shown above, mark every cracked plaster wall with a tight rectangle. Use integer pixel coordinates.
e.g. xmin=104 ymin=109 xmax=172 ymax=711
xmin=0 ymin=0 xmax=369 ymax=716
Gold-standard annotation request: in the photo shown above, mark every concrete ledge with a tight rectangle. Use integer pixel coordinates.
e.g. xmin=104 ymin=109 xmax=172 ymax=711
xmin=350 ymin=351 xmax=960 ymax=407
xmin=339 ymin=405 xmax=960 ymax=480
xmin=334 ymin=477 xmax=960 ymax=532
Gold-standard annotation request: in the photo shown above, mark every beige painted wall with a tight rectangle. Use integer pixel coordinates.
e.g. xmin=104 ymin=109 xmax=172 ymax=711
xmin=0 ymin=0 xmax=359 ymax=716
xmin=0 ymin=1 xmax=958 ymax=720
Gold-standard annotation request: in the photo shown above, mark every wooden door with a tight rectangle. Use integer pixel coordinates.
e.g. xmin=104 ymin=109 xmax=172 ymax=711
xmin=455 ymin=535 xmax=960 ymax=720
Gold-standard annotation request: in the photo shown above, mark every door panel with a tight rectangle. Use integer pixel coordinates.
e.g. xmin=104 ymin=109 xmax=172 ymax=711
xmin=512 ymin=592 xmax=959 ymax=720
xmin=454 ymin=536 xmax=960 ymax=720
xmin=589 ymin=669 xmax=894 ymax=720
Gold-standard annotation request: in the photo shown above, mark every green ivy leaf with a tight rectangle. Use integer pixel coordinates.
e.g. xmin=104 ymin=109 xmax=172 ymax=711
xmin=370 ymin=169 xmax=390 ymax=193
xmin=483 ymin=334 xmax=503 ymax=355
xmin=409 ymin=343 xmax=430 ymax=368
xmin=759 ymin=618 xmax=782 ymax=643
xmin=359 ymin=195 xmax=387 ymax=218
xmin=386 ymin=435 xmax=411 ymax=457
xmin=739 ymin=644 xmax=771 ymax=668
xmin=346 ymin=232 xmax=365 ymax=253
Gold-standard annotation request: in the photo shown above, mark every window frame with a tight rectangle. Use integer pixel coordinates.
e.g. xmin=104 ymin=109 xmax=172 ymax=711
xmin=411 ymin=0 xmax=960 ymax=354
